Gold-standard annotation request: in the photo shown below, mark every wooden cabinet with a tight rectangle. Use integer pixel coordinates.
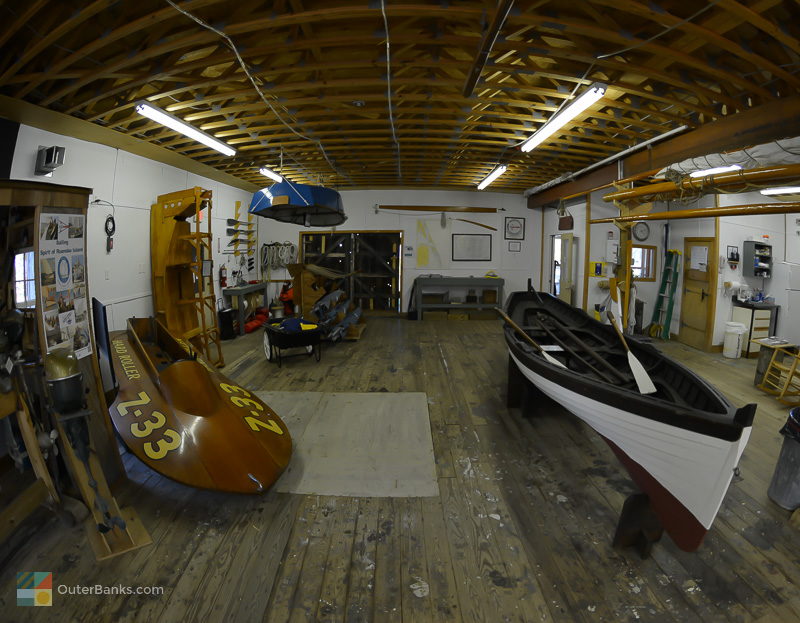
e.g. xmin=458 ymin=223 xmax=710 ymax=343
xmin=732 ymin=302 xmax=778 ymax=357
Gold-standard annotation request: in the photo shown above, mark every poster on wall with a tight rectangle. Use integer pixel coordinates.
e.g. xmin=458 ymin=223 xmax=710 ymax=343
xmin=39 ymin=212 xmax=92 ymax=359
xmin=415 ymin=219 xmax=443 ymax=268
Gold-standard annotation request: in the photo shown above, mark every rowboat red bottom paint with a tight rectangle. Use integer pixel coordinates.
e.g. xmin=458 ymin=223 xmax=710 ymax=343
xmin=503 ymin=290 xmax=755 ymax=553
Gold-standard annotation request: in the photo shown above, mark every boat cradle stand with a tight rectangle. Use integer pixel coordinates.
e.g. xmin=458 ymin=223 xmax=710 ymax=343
xmin=507 ymin=357 xmax=664 ymax=559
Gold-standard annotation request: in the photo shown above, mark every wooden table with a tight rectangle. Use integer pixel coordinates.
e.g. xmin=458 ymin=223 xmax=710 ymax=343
xmin=751 ymin=339 xmax=798 ymax=385
xmin=223 ymin=282 xmax=269 ymax=336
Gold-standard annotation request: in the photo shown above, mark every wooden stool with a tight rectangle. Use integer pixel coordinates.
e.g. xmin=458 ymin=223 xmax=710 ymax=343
xmin=757 ymin=347 xmax=800 ymax=405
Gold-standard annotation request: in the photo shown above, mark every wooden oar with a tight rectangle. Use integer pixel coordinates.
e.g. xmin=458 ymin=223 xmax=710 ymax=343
xmin=495 ymin=308 xmax=567 ymax=369
xmin=529 ymin=315 xmax=619 ymax=383
xmin=536 ymin=312 xmax=628 ymax=383
xmin=606 ymin=310 xmax=657 ymax=394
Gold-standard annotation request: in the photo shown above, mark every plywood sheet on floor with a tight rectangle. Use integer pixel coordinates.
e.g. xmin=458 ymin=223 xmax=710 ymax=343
xmin=257 ymin=391 xmax=439 ymax=497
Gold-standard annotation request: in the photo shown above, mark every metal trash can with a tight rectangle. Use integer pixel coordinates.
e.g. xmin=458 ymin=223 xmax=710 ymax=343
xmin=767 ymin=407 xmax=800 ymax=510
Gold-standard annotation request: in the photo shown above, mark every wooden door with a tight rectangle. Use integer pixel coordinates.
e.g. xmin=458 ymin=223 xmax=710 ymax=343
xmin=679 ymin=237 xmax=717 ymax=350
xmin=559 ymin=233 xmax=574 ymax=304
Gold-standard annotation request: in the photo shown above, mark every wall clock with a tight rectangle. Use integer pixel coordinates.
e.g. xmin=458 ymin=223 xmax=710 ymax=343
xmin=504 ymin=217 xmax=525 ymax=240
xmin=632 ymin=221 xmax=650 ymax=241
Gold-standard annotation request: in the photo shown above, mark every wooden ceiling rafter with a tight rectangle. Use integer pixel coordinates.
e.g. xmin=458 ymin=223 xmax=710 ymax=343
xmin=23 ymin=18 xmax=764 ymax=117
xmin=0 ymin=0 xmax=50 ymax=51
xmin=0 ymin=0 xmax=119 ymax=86
xmin=16 ymin=31 xmax=745 ymax=124
xmin=11 ymin=1 xmax=207 ymax=99
xmin=717 ymin=0 xmax=800 ymax=57
xmin=590 ymin=0 xmax=800 ymax=91
xmin=1 ymin=1 xmax=798 ymax=193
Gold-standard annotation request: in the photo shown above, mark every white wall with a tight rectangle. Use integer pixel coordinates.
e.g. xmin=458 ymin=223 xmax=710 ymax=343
xmin=255 ymin=188 xmax=538 ymax=311
xmin=716 ymin=192 xmax=794 ymax=343
xmin=11 ymin=124 xmax=255 ymax=330
xmin=12 ymin=124 xmax=540 ymax=322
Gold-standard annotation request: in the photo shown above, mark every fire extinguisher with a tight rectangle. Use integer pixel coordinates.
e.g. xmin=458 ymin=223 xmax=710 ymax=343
xmin=219 ymin=264 xmax=227 ymax=288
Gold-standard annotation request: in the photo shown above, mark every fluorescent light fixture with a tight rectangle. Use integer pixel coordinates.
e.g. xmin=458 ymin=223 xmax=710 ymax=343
xmin=259 ymin=166 xmax=283 ymax=183
xmin=477 ymin=165 xmax=507 ymax=190
xmin=134 ymin=101 xmax=236 ymax=157
xmin=689 ymin=164 xmax=742 ymax=178
xmin=520 ymin=83 xmax=607 ymax=153
xmin=760 ymin=186 xmax=800 ymax=196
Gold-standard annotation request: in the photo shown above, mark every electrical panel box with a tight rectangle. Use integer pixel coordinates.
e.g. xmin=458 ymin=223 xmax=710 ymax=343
xmin=742 ymin=240 xmax=772 ymax=278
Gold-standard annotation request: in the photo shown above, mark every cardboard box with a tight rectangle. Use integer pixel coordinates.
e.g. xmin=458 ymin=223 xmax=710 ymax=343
xmin=481 ymin=289 xmax=498 ymax=304
xmin=469 ymin=311 xmax=496 ymax=320
xmin=423 ymin=311 xmax=449 ymax=320
xmin=447 ymin=312 xmax=469 ymax=321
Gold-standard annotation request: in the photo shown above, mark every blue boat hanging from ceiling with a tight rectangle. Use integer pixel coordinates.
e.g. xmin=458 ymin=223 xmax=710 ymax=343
xmin=249 ymin=180 xmax=347 ymax=226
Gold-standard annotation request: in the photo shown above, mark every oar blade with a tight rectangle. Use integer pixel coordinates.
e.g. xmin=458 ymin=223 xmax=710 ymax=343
xmin=543 ymin=351 xmax=568 ymax=369
xmin=628 ymin=351 xmax=657 ymax=394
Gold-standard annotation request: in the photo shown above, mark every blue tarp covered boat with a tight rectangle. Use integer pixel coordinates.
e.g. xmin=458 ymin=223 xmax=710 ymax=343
xmin=249 ymin=180 xmax=346 ymax=226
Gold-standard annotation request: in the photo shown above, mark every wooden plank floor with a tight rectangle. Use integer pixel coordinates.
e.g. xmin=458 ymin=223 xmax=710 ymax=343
xmin=2 ymin=318 xmax=799 ymax=622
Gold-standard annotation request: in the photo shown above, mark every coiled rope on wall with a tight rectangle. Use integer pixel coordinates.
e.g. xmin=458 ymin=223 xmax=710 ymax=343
xmin=261 ymin=242 xmax=298 ymax=300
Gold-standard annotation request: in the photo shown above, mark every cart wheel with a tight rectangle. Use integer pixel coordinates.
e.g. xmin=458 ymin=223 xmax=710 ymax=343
xmin=263 ymin=330 xmax=273 ymax=362
xmin=314 ymin=343 xmax=321 ymax=362
xmin=306 ymin=345 xmax=313 ymax=356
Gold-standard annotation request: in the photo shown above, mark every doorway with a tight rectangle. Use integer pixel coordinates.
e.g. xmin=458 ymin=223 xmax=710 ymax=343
xmin=678 ymin=236 xmax=717 ymax=350
xmin=550 ymin=235 xmax=561 ymax=296
xmin=300 ymin=231 xmax=402 ymax=312
xmin=550 ymin=233 xmax=575 ymax=304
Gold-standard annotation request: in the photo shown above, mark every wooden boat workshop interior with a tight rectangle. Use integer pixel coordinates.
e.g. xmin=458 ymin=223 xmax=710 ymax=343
xmin=2 ymin=2 xmax=800 ymax=621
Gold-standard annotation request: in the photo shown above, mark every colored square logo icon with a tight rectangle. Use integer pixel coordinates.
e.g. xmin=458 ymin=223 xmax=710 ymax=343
xmin=17 ymin=572 xmax=52 ymax=607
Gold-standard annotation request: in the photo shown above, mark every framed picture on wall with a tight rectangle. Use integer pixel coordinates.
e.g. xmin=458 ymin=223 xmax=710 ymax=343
xmin=452 ymin=234 xmax=492 ymax=261
xmin=504 ymin=217 xmax=525 ymax=240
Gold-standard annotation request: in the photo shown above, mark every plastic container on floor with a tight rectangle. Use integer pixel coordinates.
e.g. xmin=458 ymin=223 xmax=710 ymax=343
xmin=768 ymin=408 xmax=800 ymax=510
xmin=723 ymin=321 xmax=747 ymax=359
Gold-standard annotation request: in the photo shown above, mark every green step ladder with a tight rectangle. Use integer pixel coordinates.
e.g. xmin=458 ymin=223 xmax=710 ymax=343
xmin=649 ymin=250 xmax=682 ymax=339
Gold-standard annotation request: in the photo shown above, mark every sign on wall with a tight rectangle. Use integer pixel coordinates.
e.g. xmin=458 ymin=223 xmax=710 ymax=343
xmin=39 ymin=211 xmax=92 ymax=358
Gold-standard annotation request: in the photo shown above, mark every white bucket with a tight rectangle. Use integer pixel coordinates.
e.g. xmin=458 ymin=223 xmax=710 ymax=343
xmin=723 ymin=321 xmax=747 ymax=359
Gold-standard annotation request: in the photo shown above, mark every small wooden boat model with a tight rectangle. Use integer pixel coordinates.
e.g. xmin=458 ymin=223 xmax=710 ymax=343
xmin=503 ymin=290 xmax=756 ymax=552
xmin=108 ymin=317 xmax=292 ymax=493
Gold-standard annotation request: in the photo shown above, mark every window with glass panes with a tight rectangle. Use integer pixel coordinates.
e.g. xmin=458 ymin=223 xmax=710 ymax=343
xmin=14 ymin=250 xmax=36 ymax=308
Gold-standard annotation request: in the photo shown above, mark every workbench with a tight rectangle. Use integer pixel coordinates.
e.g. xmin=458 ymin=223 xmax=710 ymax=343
xmin=223 ymin=282 xmax=269 ymax=336
xmin=414 ymin=276 xmax=504 ymax=320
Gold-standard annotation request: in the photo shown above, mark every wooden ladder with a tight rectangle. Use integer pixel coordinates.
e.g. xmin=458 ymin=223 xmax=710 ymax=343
xmin=758 ymin=347 xmax=800 ymax=405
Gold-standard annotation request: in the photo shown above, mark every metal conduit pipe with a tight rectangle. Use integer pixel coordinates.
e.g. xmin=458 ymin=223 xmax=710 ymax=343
xmin=590 ymin=202 xmax=800 ymax=224
xmin=602 ymin=164 xmax=800 ymax=203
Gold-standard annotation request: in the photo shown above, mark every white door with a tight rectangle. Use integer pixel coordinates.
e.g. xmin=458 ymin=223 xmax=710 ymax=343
xmin=550 ymin=235 xmax=562 ymax=296
xmin=559 ymin=233 xmax=575 ymax=304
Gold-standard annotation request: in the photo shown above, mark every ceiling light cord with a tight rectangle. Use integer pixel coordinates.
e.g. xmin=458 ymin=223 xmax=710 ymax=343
xmin=165 ymin=0 xmax=344 ymax=180
xmin=379 ymin=0 xmax=402 ymax=181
